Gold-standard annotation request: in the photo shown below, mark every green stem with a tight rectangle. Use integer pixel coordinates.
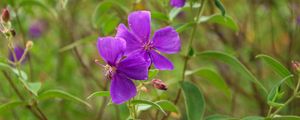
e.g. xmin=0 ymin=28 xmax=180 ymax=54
xmin=269 ymin=75 xmax=300 ymax=118
xmin=174 ymin=0 xmax=207 ymax=105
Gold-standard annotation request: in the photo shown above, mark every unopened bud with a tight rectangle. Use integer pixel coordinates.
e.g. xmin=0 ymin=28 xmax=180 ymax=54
xmin=1 ymin=8 xmax=10 ymax=22
xmin=26 ymin=41 xmax=33 ymax=49
xmin=140 ymin=86 xmax=148 ymax=92
xmin=292 ymin=60 xmax=300 ymax=73
xmin=152 ymin=79 xmax=167 ymax=90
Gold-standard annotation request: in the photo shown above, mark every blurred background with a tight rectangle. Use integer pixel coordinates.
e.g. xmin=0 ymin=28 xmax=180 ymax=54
xmin=0 ymin=0 xmax=300 ymax=119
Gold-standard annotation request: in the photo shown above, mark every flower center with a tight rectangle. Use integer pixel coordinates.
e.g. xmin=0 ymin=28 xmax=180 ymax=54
xmin=104 ymin=64 xmax=116 ymax=79
xmin=142 ymin=42 xmax=153 ymax=51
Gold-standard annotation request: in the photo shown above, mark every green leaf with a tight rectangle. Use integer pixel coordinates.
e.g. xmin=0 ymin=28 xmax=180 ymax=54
xmin=92 ymin=1 xmax=128 ymax=28
xmin=256 ymin=54 xmax=294 ymax=88
xmin=18 ymin=0 xmax=57 ymax=19
xmin=267 ymin=75 xmax=293 ymax=107
xmin=175 ymin=22 xmax=196 ymax=33
xmin=38 ymin=90 xmax=91 ymax=108
xmin=214 ymin=0 xmax=226 ymax=16
xmin=188 ymin=47 xmax=195 ymax=57
xmin=0 ymin=101 xmax=25 ymax=113
xmin=197 ymin=51 xmax=267 ymax=94
xmin=148 ymin=69 xmax=159 ymax=79
xmin=241 ymin=116 xmax=264 ymax=120
xmin=0 ymin=62 xmax=28 ymax=81
xmin=86 ymin=91 xmax=110 ymax=100
xmin=131 ymin=99 xmax=167 ymax=115
xmin=152 ymin=11 xmax=169 ymax=22
xmin=59 ymin=35 xmax=98 ymax=52
xmin=273 ymin=116 xmax=300 ymax=120
xmin=155 ymin=100 xmax=179 ymax=113
xmin=169 ymin=8 xmax=182 ymax=21
xmin=27 ymin=82 xmax=41 ymax=96
xmin=199 ymin=14 xmax=238 ymax=31
xmin=185 ymin=68 xmax=231 ymax=98
xmin=205 ymin=114 xmax=236 ymax=120
xmin=181 ymin=81 xmax=205 ymax=120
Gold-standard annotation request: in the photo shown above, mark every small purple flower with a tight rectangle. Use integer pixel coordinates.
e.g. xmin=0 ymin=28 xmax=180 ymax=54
xmin=170 ymin=0 xmax=186 ymax=8
xmin=97 ymin=37 xmax=149 ymax=104
xmin=9 ymin=46 xmax=26 ymax=63
xmin=116 ymin=11 xmax=181 ymax=70
xmin=28 ymin=20 xmax=48 ymax=39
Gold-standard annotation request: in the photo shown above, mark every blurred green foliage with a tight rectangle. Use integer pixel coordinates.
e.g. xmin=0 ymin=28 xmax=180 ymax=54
xmin=0 ymin=0 xmax=300 ymax=120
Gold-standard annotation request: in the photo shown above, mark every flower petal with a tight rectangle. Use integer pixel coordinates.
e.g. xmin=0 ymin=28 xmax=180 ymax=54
xmin=97 ymin=37 xmax=126 ymax=66
xmin=152 ymin=27 xmax=180 ymax=54
xmin=128 ymin=11 xmax=151 ymax=42
xmin=116 ymin=24 xmax=142 ymax=55
xmin=170 ymin=0 xmax=186 ymax=8
xmin=150 ymin=51 xmax=174 ymax=70
xmin=117 ymin=54 xmax=149 ymax=80
xmin=110 ymin=74 xmax=136 ymax=104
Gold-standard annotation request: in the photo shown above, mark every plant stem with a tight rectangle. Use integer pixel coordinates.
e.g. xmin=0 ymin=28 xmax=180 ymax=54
xmin=162 ymin=1 xmax=207 ymax=120
xmin=174 ymin=0 xmax=207 ymax=105
xmin=269 ymin=75 xmax=300 ymax=118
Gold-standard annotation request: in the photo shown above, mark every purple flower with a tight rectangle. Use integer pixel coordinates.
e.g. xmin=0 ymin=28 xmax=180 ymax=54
xmin=9 ymin=46 xmax=26 ymax=63
xmin=170 ymin=0 xmax=186 ymax=8
xmin=29 ymin=20 xmax=48 ymax=39
xmin=116 ymin=11 xmax=181 ymax=70
xmin=97 ymin=37 xmax=149 ymax=104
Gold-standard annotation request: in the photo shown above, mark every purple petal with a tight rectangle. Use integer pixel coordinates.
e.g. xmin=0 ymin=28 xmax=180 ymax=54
xmin=128 ymin=11 xmax=151 ymax=42
xmin=97 ymin=37 xmax=126 ymax=66
xmin=117 ymin=55 xmax=149 ymax=80
xmin=116 ymin=24 xmax=142 ymax=54
xmin=152 ymin=26 xmax=181 ymax=54
xmin=170 ymin=0 xmax=186 ymax=8
xmin=9 ymin=46 xmax=26 ymax=63
xmin=110 ymin=73 xmax=136 ymax=104
xmin=149 ymin=50 xmax=174 ymax=70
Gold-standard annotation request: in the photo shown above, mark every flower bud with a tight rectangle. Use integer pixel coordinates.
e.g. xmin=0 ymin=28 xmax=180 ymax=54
xmin=292 ymin=61 xmax=300 ymax=73
xmin=1 ymin=8 xmax=10 ymax=22
xmin=140 ymin=86 xmax=148 ymax=92
xmin=26 ymin=41 xmax=34 ymax=49
xmin=151 ymin=79 xmax=167 ymax=90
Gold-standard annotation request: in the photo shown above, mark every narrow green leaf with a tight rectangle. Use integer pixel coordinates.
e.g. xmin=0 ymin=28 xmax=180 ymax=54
xmin=181 ymin=81 xmax=205 ymax=120
xmin=205 ymin=114 xmax=237 ymax=120
xmin=176 ymin=22 xmax=196 ymax=33
xmin=152 ymin=11 xmax=169 ymax=22
xmin=27 ymin=82 xmax=41 ymax=96
xmin=169 ymin=8 xmax=182 ymax=21
xmin=59 ymin=35 xmax=98 ymax=52
xmin=131 ymin=99 xmax=167 ymax=115
xmin=214 ymin=0 xmax=226 ymax=16
xmin=197 ymin=51 xmax=267 ymax=94
xmin=155 ymin=100 xmax=179 ymax=113
xmin=18 ymin=0 xmax=57 ymax=19
xmin=256 ymin=54 xmax=294 ymax=88
xmin=267 ymin=75 xmax=293 ymax=107
xmin=38 ymin=90 xmax=91 ymax=108
xmin=199 ymin=14 xmax=238 ymax=31
xmin=242 ymin=116 xmax=264 ymax=120
xmin=148 ymin=69 xmax=159 ymax=79
xmin=0 ymin=101 xmax=25 ymax=113
xmin=273 ymin=116 xmax=300 ymax=120
xmin=185 ymin=68 xmax=231 ymax=98
xmin=86 ymin=91 xmax=110 ymax=100
xmin=92 ymin=1 xmax=128 ymax=28
xmin=0 ymin=62 xmax=28 ymax=81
